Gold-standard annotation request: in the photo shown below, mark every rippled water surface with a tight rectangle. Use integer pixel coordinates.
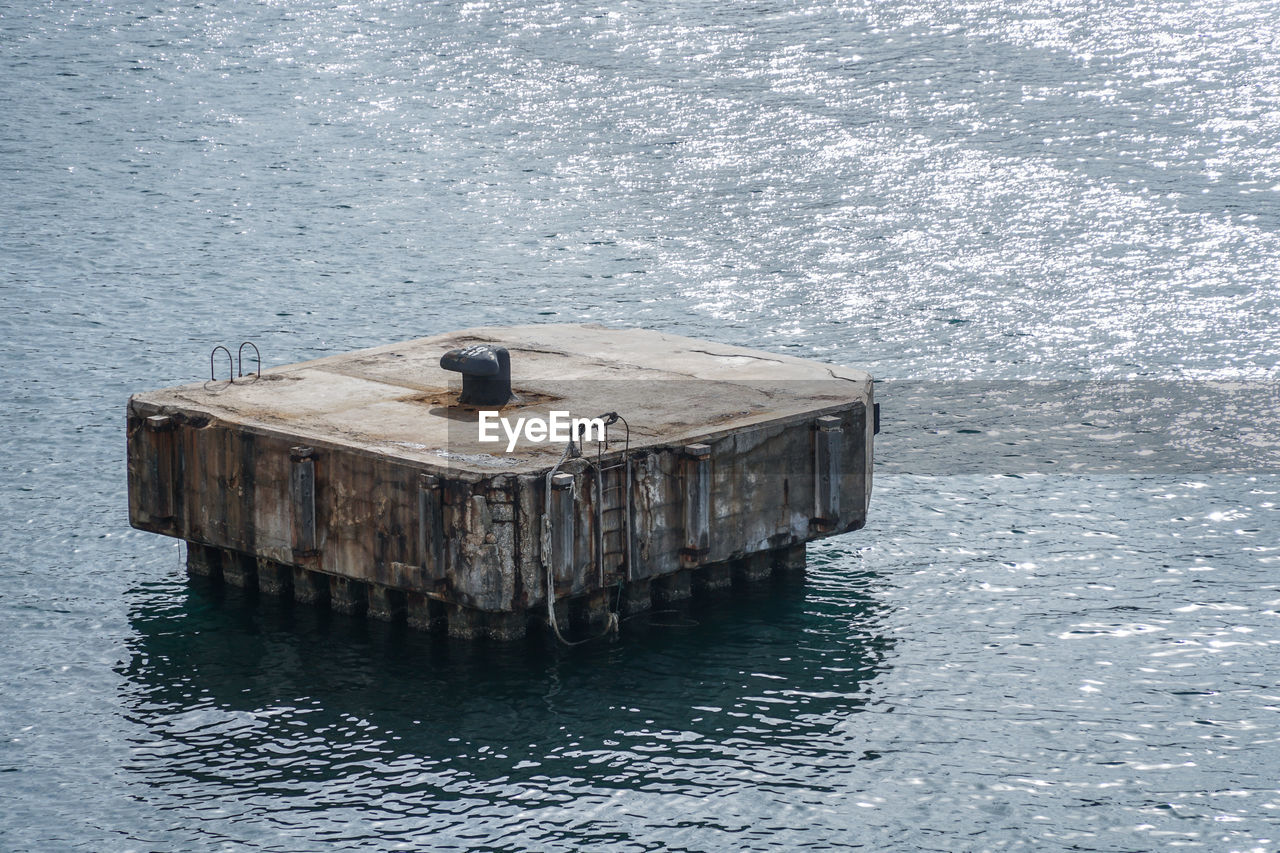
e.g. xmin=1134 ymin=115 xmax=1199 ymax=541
xmin=2 ymin=0 xmax=1279 ymax=850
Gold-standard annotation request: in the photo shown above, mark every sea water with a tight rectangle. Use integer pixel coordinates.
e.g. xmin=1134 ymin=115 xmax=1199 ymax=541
xmin=2 ymin=0 xmax=1278 ymax=849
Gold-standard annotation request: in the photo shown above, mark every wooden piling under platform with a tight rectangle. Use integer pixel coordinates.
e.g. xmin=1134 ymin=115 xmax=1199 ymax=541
xmin=131 ymin=325 xmax=874 ymax=643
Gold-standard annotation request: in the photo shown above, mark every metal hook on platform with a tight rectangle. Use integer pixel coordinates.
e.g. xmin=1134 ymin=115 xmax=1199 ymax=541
xmin=209 ymin=345 xmax=233 ymax=384
xmin=237 ymin=341 xmax=261 ymax=380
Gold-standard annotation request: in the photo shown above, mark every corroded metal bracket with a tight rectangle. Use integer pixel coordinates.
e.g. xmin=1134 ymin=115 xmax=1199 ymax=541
xmin=550 ymin=472 xmax=575 ymax=586
xmin=290 ymin=446 xmax=317 ymax=557
xmin=853 ymin=400 xmax=869 ymax=520
xmin=681 ymin=443 xmax=711 ymax=565
xmin=143 ymin=414 xmax=177 ymax=523
xmin=417 ymin=473 xmax=445 ymax=580
xmin=813 ymin=415 xmax=842 ymax=527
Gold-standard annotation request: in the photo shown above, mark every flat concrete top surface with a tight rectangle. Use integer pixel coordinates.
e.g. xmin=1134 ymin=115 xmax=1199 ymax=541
xmin=132 ymin=325 xmax=871 ymax=474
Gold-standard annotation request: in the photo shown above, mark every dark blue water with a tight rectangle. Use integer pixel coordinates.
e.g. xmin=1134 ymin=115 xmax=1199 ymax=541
xmin=3 ymin=0 xmax=1278 ymax=850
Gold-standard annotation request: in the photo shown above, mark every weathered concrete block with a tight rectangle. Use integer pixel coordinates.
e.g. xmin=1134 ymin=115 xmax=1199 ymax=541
xmin=733 ymin=551 xmax=773 ymax=584
xmin=220 ymin=550 xmax=257 ymax=589
xmin=406 ymin=593 xmax=444 ymax=632
xmin=292 ymin=567 xmax=329 ymax=604
xmin=619 ymin=579 xmax=652 ymax=615
xmin=256 ymin=558 xmax=293 ymax=596
xmin=774 ymin=543 xmax=807 ymax=573
xmin=185 ymin=543 xmax=222 ymax=579
xmin=446 ymin=604 xmax=486 ymax=640
xmin=574 ymin=590 xmax=613 ymax=627
xmin=329 ymin=577 xmax=367 ymax=615
xmin=485 ymin=611 xmax=528 ymax=642
xmin=652 ymin=569 xmax=692 ymax=605
xmin=367 ymin=585 xmax=405 ymax=621
xmin=693 ymin=561 xmax=732 ymax=593
xmin=545 ymin=598 xmax=572 ymax=633
xmin=128 ymin=325 xmax=873 ymax=640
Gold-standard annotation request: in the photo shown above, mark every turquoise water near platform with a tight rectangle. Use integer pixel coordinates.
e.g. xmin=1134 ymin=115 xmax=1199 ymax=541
xmin=2 ymin=0 xmax=1278 ymax=850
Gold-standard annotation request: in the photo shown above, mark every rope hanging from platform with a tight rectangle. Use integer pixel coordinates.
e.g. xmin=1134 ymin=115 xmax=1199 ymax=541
xmin=540 ymin=414 xmax=627 ymax=646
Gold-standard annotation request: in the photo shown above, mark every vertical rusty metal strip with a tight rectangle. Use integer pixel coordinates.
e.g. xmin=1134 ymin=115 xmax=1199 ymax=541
xmin=550 ymin=472 xmax=575 ymax=588
xmin=418 ymin=473 xmax=444 ymax=580
xmin=144 ymin=415 xmax=176 ymax=522
xmin=290 ymin=446 xmax=316 ymax=557
xmin=848 ymin=401 xmax=868 ymax=520
xmin=814 ymin=415 xmax=842 ymax=524
xmin=682 ymin=443 xmax=711 ymax=563
xmin=238 ymin=430 xmax=256 ymax=551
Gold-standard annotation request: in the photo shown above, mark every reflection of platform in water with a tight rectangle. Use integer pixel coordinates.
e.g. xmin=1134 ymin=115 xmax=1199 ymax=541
xmin=127 ymin=325 xmax=876 ymax=641
xmin=118 ymin=567 xmax=892 ymax=802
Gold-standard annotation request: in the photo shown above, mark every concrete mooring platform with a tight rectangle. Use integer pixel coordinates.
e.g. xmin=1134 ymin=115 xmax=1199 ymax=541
xmin=127 ymin=324 xmax=875 ymax=640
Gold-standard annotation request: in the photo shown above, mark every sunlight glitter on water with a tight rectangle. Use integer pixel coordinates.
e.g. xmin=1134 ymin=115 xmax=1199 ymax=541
xmin=3 ymin=0 xmax=1280 ymax=849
